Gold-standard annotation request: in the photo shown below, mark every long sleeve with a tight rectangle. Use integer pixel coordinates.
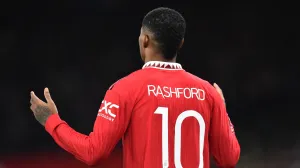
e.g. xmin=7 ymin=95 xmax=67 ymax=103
xmin=209 ymin=89 xmax=240 ymax=168
xmin=45 ymin=89 xmax=131 ymax=166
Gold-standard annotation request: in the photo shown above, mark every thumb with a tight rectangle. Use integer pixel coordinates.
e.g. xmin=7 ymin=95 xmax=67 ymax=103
xmin=44 ymin=87 xmax=53 ymax=103
xmin=31 ymin=91 xmax=43 ymax=103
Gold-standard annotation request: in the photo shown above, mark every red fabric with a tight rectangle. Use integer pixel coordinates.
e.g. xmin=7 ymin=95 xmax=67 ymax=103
xmin=45 ymin=89 xmax=130 ymax=166
xmin=43 ymin=62 xmax=240 ymax=168
xmin=2 ymin=150 xmax=122 ymax=168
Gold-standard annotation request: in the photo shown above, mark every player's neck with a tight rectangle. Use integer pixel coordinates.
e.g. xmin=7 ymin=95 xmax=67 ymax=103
xmin=144 ymin=53 xmax=176 ymax=63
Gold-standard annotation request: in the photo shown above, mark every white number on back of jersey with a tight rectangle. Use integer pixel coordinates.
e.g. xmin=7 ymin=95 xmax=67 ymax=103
xmin=154 ymin=107 xmax=205 ymax=168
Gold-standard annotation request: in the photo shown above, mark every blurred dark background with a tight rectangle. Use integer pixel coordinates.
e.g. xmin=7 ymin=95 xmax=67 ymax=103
xmin=0 ymin=0 xmax=299 ymax=167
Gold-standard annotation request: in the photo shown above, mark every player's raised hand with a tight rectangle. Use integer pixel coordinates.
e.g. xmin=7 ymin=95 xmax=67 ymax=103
xmin=213 ymin=83 xmax=225 ymax=103
xmin=30 ymin=88 xmax=58 ymax=126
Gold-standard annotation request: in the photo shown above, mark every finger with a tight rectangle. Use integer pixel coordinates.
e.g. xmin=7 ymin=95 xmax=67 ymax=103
xmin=213 ymin=83 xmax=225 ymax=100
xmin=30 ymin=91 xmax=43 ymax=103
xmin=44 ymin=87 xmax=53 ymax=103
xmin=213 ymin=83 xmax=222 ymax=94
xmin=213 ymin=83 xmax=218 ymax=88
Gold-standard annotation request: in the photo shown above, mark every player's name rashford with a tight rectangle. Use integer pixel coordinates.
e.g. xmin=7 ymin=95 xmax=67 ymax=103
xmin=147 ymin=85 xmax=205 ymax=100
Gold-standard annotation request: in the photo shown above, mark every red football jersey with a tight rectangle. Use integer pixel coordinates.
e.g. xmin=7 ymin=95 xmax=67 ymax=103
xmin=45 ymin=61 xmax=240 ymax=168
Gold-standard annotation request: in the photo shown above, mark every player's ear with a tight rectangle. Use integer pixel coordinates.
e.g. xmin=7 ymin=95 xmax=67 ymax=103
xmin=178 ymin=38 xmax=184 ymax=49
xmin=143 ymin=34 xmax=149 ymax=48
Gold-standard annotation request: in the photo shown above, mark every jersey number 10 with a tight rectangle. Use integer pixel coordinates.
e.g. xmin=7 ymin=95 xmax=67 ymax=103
xmin=154 ymin=107 xmax=205 ymax=168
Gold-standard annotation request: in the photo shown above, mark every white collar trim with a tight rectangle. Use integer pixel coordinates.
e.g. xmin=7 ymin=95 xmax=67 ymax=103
xmin=142 ymin=61 xmax=183 ymax=70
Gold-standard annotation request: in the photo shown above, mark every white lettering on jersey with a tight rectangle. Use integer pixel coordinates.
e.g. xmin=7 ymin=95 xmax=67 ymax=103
xmin=97 ymin=100 xmax=119 ymax=121
xmin=147 ymin=85 xmax=205 ymax=100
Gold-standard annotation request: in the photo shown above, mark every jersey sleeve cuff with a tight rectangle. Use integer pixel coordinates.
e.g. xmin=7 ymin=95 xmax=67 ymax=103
xmin=45 ymin=114 xmax=65 ymax=135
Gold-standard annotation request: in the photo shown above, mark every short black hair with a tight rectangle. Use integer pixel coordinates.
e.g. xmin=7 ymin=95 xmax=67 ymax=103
xmin=142 ymin=7 xmax=186 ymax=60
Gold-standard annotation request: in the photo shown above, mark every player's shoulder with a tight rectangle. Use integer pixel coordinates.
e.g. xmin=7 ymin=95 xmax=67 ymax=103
xmin=185 ymin=71 xmax=210 ymax=85
xmin=184 ymin=72 xmax=218 ymax=101
xmin=108 ymin=69 xmax=145 ymax=91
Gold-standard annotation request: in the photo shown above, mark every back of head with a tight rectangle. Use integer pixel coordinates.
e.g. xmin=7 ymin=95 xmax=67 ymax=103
xmin=142 ymin=7 xmax=186 ymax=60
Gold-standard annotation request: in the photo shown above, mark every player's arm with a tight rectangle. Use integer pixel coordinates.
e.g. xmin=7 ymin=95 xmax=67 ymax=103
xmin=209 ymin=83 xmax=240 ymax=168
xmin=30 ymin=87 xmax=131 ymax=166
